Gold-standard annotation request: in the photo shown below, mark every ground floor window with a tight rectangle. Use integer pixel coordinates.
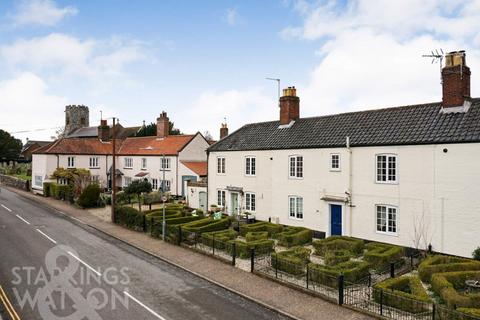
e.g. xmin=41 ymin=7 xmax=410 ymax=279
xmin=124 ymin=177 xmax=132 ymax=187
xmin=245 ymin=192 xmax=256 ymax=211
xmin=152 ymin=178 xmax=158 ymax=190
xmin=288 ymin=196 xmax=303 ymax=220
xmin=217 ymin=190 xmax=226 ymax=207
xmin=160 ymin=180 xmax=170 ymax=191
xmin=376 ymin=205 xmax=397 ymax=234
xmin=34 ymin=175 xmax=43 ymax=187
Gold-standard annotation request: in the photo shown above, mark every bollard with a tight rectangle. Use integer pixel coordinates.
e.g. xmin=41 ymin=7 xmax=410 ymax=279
xmin=250 ymin=248 xmax=255 ymax=273
xmin=338 ymin=274 xmax=344 ymax=305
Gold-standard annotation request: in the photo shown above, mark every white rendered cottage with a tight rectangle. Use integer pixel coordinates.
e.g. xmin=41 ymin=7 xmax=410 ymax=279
xmin=207 ymin=51 xmax=480 ymax=258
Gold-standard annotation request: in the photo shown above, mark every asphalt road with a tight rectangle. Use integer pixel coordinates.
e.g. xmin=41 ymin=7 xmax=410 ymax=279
xmin=0 ymin=187 xmax=290 ymax=320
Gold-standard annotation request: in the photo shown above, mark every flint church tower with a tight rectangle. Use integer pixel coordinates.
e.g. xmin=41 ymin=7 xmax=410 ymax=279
xmin=64 ymin=105 xmax=89 ymax=135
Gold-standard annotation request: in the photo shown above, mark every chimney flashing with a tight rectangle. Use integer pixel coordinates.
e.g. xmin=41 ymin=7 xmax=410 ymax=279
xmin=440 ymin=99 xmax=471 ymax=114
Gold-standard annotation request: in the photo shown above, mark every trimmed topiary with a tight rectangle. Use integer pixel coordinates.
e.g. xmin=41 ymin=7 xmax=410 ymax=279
xmin=182 ymin=216 xmax=230 ymax=234
xmin=115 ymin=206 xmax=145 ymax=231
xmin=324 ymin=249 xmax=351 ymax=266
xmin=373 ymin=276 xmax=431 ymax=313
xmin=364 ymin=242 xmax=404 ymax=270
xmin=457 ymin=308 xmax=480 ymax=318
xmin=308 ymin=260 xmax=370 ymax=288
xmin=202 ymin=229 xmax=237 ymax=249
xmin=77 ymin=184 xmax=101 ymax=208
xmin=43 ymin=182 xmax=52 ymax=197
xmin=431 ymin=271 xmax=480 ymax=309
xmin=313 ymin=236 xmax=364 ymax=256
xmin=246 ymin=231 xmax=268 ymax=242
xmin=418 ymin=255 xmax=480 ymax=282
xmin=271 ymin=247 xmax=312 ymax=276
xmin=274 ymin=226 xmax=313 ymax=247
xmin=239 ymin=221 xmax=283 ymax=237
xmin=226 ymin=239 xmax=275 ymax=258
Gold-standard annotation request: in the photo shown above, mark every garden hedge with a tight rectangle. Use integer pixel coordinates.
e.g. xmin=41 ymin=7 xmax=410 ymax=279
xmin=115 ymin=206 xmax=145 ymax=231
xmin=202 ymin=229 xmax=238 ymax=249
xmin=239 ymin=221 xmax=283 ymax=237
xmin=49 ymin=183 xmax=74 ymax=202
xmin=150 ymin=216 xmax=202 ymax=238
xmin=308 ymin=260 xmax=370 ymax=288
xmin=271 ymin=247 xmax=312 ymax=276
xmin=246 ymin=231 xmax=268 ymax=242
xmin=418 ymin=255 xmax=480 ymax=282
xmin=364 ymin=242 xmax=404 ymax=270
xmin=373 ymin=276 xmax=431 ymax=313
xmin=274 ymin=226 xmax=313 ymax=247
xmin=457 ymin=308 xmax=480 ymax=318
xmin=312 ymin=236 xmax=364 ymax=256
xmin=145 ymin=211 xmax=183 ymax=232
xmin=324 ymin=249 xmax=351 ymax=266
xmin=182 ymin=217 xmax=231 ymax=234
xmin=77 ymin=184 xmax=101 ymax=208
xmin=43 ymin=182 xmax=52 ymax=197
xmin=226 ymin=239 xmax=274 ymax=258
xmin=431 ymin=271 xmax=480 ymax=309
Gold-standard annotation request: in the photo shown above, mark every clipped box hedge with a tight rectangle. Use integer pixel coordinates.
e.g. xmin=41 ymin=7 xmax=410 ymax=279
xmin=115 ymin=206 xmax=145 ymax=231
xmin=313 ymin=236 xmax=364 ymax=256
xmin=457 ymin=308 xmax=480 ymax=318
xmin=274 ymin=226 xmax=313 ymax=247
xmin=418 ymin=255 xmax=480 ymax=283
xmin=239 ymin=221 xmax=283 ymax=237
xmin=373 ymin=276 xmax=431 ymax=313
xmin=324 ymin=249 xmax=351 ymax=266
xmin=431 ymin=271 xmax=480 ymax=309
xmin=145 ymin=210 xmax=183 ymax=232
xmin=226 ymin=239 xmax=275 ymax=258
xmin=202 ymin=229 xmax=238 ymax=250
xmin=150 ymin=215 xmax=202 ymax=238
xmin=182 ymin=216 xmax=231 ymax=234
xmin=364 ymin=242 xmax=404 ymax=270
xmin=271 ymin=247 xmax=312 ymax=276
xmin=308 ymin=260 xmax=370 ymax=288
xmin=246 ymin=231 xmax=268 ymax=242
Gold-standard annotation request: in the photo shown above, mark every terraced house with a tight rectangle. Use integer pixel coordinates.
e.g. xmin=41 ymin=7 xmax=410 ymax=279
xmin=32 ymin=109 xmax=209 ymax=197
xmin=208 ymin=51 xmax=480 ymax=258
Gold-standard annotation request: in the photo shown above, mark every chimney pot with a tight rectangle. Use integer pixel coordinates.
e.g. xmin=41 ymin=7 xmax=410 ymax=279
xmin=442 ymin=51 xmax=471 ymax=108
xmin=220 ymin=123 xmax=229 ymax=139
xmin=279 ymin=86 xmax=300 ymax=125
xmin=157 ymin=111 xmax=169 ymax=138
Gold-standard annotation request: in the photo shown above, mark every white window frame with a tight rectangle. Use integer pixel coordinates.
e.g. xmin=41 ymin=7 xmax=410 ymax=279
xmin=141 ymin=158 xmax=147 ymax=170
xmin=217 ymin=157 xmax=225 ymax=174
xmin=376 ymin=154 xmax=397 ymax=184
xmin=34 ymin=175 xmax=43 ymax=187
xmin=124 ymin=157 xmax=133 ymax=169
xmin=288 ymin=155 xmax=303 ymax=179
xmin=89 ymin=157 xmax=99 ymax=169
xmin=330 ymin=153 xmax=341 ymax=171
xmin=124 ymin=176 xmax=132 ymax=187
xmin=375 ymin=204 xmax=398 ymax=235
xmin=161 ymin=158 xmax=171 ymax=171
xmin=245 ymin=192 xmax=256 ymax=212
xmin=160 ymin=180 xmax=171 ymax=191
xmin=288 ymin=196 xmax=303 ymax=220
xmin=245 ymin=156 xmax=256 ymax=176
xmin=67 ymin=156 xmax=75 ymax=168
xmin=152 ymin=178 xmax=158 ymax=190
xmin=217 ymin=190 xmax=226 ymax=207
xmin=90 ymin=175 xmax=99 ymax=183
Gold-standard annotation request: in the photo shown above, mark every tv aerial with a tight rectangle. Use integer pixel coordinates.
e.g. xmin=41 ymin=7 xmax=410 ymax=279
xmin=422 ymin=49 xmax=444 ymax=83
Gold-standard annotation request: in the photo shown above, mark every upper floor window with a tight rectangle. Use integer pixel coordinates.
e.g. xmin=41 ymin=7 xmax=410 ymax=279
xmin=289 ymin=196 xmax=303 ymax=220
xmin=161 ymin=158 xmax=171 ymax=170
xmin=289 ymin=155 xmax=303 ymax=178
xmin=67 ymin=156 xmax=75 ymax=168
xmin=376 ymin=154 xmax=397 ymax=183
xmin=376 ymin=205 xmax=397 ymax=234
xmin=217 ymin=190 xmax=226 ymax=207
xmin=245 ymin=156 xmax=256 ymax=176
xmin=141 ymin=158 xmax=147 ymax=169
xmin=124 ymin=157 xmax=133 ymax=168
xmin=245 ymin=192 xmax=256 ymax=211
xmin=89 ymin=157 xmax=99 ymax=168
xmin=330 ymin=154 xmax=340 ymax=171
xmin=217 ymin=157 xmax=225 ymax=174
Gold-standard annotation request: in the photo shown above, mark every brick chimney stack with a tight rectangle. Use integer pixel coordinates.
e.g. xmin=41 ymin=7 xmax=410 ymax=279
xmin=279 ymin=86 xmax=300 ymax=125
xmin=220 ymin=123 xmax=229 ymax=139
xmin=98 ymin=119 xmax=110 ymax=141
xmin=156 ymin=111 xmax=169 ymax=138
xmin=442 ymin=51 xmax=471 ymax=108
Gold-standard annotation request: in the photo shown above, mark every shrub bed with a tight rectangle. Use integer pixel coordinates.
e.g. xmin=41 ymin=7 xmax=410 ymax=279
xmin=431 ymin=271 xmax=480 ymax=309
xmin=150 ymin=216 xmax=202 ymax=238
xmin=457 ymin=308 xmax=480 ymax=318
xmin=246 ymin=231 xmax=268 ymax=242
xmin=239 ymin=221 xmax=283 ymax=237
xmin=324 ymin=249 xmax=351 ymax=266
xmin=77 ymin=184 xmax=101 ymax=208
xmin=308 ymin=261 xmax=370 ymax=288
xmin=226 ymin=239 xmax=275 ymax=258
xmin=182 ymin=217 xmax=231 ymax=234
xmin=145 ymin=210 xmax=183 ymax=232
xmin=115 ymin=206 xmax=145 ymax=231
xmin=49 ymin=183 xmax=74 ymax=202
xmin=43 ymin=182 xmax=52 ymax=197
xmin=202 ymin=229 xmax=238 ymax=250
xmin=274 ymin=226 xmax=313 ymax=247
xmin=373 ymin=276 xmax=431 ymax=313
xmin=364 ymin=242 xmax=404 ymax=270
xmin=271 ymin=247 xmax=312 ymax=276
xmin=418 ymin=255 xmax=480 ymax=282
xmin=312 ymin=236 xmax=364 ymax=256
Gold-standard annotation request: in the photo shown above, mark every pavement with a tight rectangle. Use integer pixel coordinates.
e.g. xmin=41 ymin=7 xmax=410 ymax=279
xmin=1 ymin=186 xmax=373 ymax=320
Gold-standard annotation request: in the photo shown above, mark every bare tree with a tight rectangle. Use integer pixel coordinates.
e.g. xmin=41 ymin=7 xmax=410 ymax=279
xmin=412 ymin=205 xmax=433 ymax=255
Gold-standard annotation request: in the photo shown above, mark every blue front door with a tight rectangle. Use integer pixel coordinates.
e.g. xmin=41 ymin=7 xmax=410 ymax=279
xmin=330 ymin=204 xmax=342 ymax=236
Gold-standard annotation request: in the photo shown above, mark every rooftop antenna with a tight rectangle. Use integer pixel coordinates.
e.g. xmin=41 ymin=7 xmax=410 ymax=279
xmin=422 ymin=49 xmax=444 ymax=83
xmin=100 ymin=110 xmax=103 ymax=120
xmin=266 ymin=77 xmax=281 ymax=103
xmin=223 ymin=117 xmax=227 ymax=124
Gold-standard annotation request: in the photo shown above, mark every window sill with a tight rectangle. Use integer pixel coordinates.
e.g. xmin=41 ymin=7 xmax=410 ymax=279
xmin=244 ymin=174 xmax=256 ymax=177
xmin=375 ymin=230 xmax=398 ymax=237
xmin=141 ymin=168 xmax=147 ymax=171
xmin=375 ymin=181 xmax=398 ymax=185
xmin=89 ymin=167 xmax=100 ymax=169
xmin=330 ymin=169 xmax=341 ymax=172
xmin=124 ymin=167 xmax=133 ymax=170
xmin=288 ymin=177 xmax=304 ymax=180
xmin=288 ymin=216 xmax=303 ymax=221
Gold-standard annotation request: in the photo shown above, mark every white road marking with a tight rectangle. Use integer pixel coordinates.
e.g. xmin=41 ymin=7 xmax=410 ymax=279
xmin=15 ymin=214 xmax=30 ymax=225
xmin=1 ymin=204 xmax=12 ymax=212
xmin=36 ymin=229 xmax=57 ymax=244
xmin=124 ymin=291 xmax=167 ymax=320
xmin=67 ymin=251 xmax=101 ymax=277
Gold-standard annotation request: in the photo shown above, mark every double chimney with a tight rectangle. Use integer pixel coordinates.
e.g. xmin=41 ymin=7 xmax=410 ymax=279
xmin=442 ymin=50 xmax=471 ymax=108
xmin=157 ymin=111 xmax=169 ymax=138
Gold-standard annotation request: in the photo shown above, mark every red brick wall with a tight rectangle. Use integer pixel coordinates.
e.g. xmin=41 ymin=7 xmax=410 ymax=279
xmin=442 ymin=65 xmax=471 ymax=107
xmin=279 ymin=96 xmax=300 ymax=124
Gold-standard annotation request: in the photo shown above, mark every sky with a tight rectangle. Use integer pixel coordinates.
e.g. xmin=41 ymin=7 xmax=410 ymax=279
xmin=0 ymin=0 xmax=479 ymax=143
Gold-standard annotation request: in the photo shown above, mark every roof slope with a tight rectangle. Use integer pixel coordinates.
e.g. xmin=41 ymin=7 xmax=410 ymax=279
xmin=34 ymin=138 xmax=120 ymax=155
xmin=66 ymin=124 xmax=140 ymax=139
xmin=118 ymin=135 xmax=195 ymax=155
xmin=208 ymin=99 xmax=480 ymax=152
xmin=181 ymin=161 xmax=207 ymax=176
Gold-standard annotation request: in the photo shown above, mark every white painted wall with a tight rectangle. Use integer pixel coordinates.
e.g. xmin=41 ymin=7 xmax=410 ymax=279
xmin=178 ymin=133 xmax=209 ymax=161
xmin=208 ymin=143 xmax=480 ymax=257
xmin=186 ymin=185 xmax=207 ymax=210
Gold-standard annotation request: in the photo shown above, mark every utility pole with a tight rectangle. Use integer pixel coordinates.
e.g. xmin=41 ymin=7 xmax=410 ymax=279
xmin=162 ymin=154 xmax=166 ymax=241
xmin=111 ymin=117 xmax=116 ymax=223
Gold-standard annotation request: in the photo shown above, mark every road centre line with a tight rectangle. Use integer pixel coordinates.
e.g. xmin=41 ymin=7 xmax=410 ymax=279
xmin=124 ymin=291 xmax=167 ymax=320
xmin=15 ymin=214 xmax=30 ymax=225
xmin=1 ymin=204 xmax=12 ymax=212
xmin=67 ymin=251 xmax=102 ymax=277
xmin=36 ymin=229 xmax=57 ymax=244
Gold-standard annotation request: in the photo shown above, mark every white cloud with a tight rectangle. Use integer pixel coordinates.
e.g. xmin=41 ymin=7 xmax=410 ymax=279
xmin=224 ymin=8 xmax=239 ymax=26
xmin=0 ymin=73 xmax=67 ymax=142
xmin=11 ymin=0 xmax=78 ymax=27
